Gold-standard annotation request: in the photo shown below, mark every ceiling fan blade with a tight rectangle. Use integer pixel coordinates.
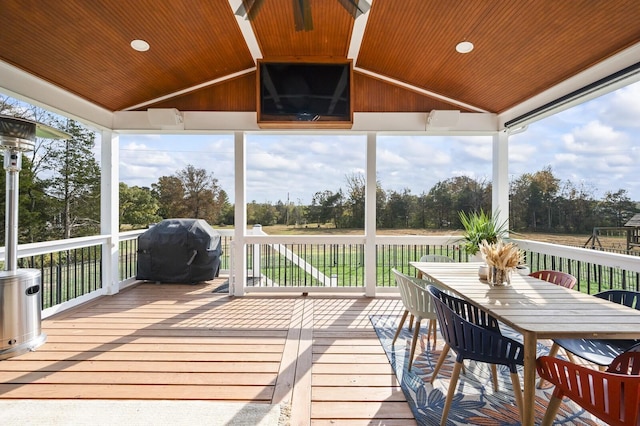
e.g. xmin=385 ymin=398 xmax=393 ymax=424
xmin=235 ymin=0 xmax=265 ymax=21
xmin=292 ymin=0 xmax=313 ymax=31
xmin=337 ymin=0 xmax=371 ymax=18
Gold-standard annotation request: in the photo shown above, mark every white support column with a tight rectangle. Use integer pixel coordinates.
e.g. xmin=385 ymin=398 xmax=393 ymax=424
xmin=232 ymin=131 xmax=247 ymax=296
xmin=364 ymin=132 xmax=377 ymax=297
xmin=100 ymin=130 xmax=120 ymax=295
xmin=492 ymin=131 xmax=510 ymax=236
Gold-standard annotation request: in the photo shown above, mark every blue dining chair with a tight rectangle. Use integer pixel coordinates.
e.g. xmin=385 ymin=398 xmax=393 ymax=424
xmin=427 ymin=284 xmax=525 ymax=425
xmin=538 ymin=289 xmax=640 ymax=388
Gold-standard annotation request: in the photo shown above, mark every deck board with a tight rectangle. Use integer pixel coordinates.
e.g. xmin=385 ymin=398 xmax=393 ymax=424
xmin=0 ymin=280 xmax=415 ymax=424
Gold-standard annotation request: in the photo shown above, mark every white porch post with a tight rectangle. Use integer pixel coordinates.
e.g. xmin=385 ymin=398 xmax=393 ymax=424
xmin=100 ymin=130 xmax=120 ymax=295
xmin=492 ymin=131 xmax=510 ymax=235
xmin=364 ymin=132 xmax=377 ymax=297
xmin=232 ymin=131 xmax=247 ymax=296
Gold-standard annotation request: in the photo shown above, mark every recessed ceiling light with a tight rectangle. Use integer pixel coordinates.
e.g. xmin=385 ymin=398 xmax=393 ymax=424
xmin=130 ymin=39 xmax=150 ymax=52
xmin=456 ymin=41 xmax=474 ymax=54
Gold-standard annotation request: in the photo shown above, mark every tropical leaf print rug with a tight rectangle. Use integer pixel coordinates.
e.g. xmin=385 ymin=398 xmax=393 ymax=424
xmin=370 ymin=315 xmax=606 ymax=426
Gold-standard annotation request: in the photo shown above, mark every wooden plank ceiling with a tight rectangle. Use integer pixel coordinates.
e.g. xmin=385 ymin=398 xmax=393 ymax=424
xmin=0 ymin=0 xmax=638 ymax=114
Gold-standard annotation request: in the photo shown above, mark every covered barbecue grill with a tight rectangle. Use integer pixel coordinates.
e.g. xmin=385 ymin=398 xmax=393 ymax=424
xmin=136 ymin=218 xmax=222 ymax=283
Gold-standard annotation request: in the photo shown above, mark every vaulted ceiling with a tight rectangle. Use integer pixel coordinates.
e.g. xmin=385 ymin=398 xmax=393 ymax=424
xmin=0 ymin=0 xmax=639 ymax=131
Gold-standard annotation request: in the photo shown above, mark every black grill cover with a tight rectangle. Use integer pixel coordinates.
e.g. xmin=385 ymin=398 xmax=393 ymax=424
xmin=136 ymin=219 xmax=222 ymax=283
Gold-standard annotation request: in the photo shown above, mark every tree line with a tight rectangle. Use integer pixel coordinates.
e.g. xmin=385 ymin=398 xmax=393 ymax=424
xmin=2 ymin=96 xmax=637 ymax=244
xmin=121 ymin=165 xmax=637 ymax=235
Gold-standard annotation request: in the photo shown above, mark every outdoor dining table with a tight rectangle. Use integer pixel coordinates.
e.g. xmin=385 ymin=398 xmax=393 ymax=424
xmin=409 ymin=261 xmax=640 ymax=426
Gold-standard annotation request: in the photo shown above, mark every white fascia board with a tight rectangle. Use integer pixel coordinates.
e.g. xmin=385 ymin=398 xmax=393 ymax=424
xmin=498 ymin=42 xmax=640 ymax=129
xmin=113 ymin=110 xmax=496 ymax=134
xmin=351 ymin=112 xmax=427 ymax=131
xmin=227 ymin=0 xmax=262 ymax=61
xmin=113 ymin=110 xmax=259 ymax=133
xmin=347 ymin=0 xmax=373 ymax=61
xmin=353 ymin=112 xmax=497 ymax=134
xmin=0 ymin=60 xmax=113 ymax=130
xmin=185 ymin=111 xmax=260 ymax=131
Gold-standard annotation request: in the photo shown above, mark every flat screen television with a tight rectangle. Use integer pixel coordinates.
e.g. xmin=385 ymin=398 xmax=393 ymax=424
xmin=257 ymin=60 xmax=353 ymax=128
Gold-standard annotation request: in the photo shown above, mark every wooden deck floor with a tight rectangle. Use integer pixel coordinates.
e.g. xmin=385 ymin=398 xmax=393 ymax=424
xmin=0 ymin=279 xmax=416 ymax=425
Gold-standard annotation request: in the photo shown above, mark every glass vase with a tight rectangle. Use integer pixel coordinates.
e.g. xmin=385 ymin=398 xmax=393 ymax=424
xmin=488 ymin=266 xmax=510 ymax=286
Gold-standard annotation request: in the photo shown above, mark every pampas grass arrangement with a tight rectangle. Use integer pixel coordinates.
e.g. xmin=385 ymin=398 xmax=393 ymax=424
xmin=479 ymin=239 xmax=524 ymax=284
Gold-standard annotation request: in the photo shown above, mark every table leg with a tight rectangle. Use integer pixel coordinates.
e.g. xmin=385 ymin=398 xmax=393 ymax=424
xmin=522 ymin=331 xmax=537 ymax=426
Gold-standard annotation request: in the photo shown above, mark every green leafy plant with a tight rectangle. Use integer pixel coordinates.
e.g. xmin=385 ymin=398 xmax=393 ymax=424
xmin=459 ymin=209 xmax=508 ymax=255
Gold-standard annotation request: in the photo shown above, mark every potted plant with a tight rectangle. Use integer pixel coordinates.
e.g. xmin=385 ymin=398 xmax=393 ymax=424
xmin=458 ymin=209 xmax=508 ymax=259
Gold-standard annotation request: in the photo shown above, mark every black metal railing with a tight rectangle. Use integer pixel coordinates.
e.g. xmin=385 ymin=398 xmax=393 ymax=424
xmin=526 ymin=250 xmax=640 ymax=294
xmin=513 ymin=239 xmax=640 ymax=295
xmin=18 ymin=245 xmax=102 ymax=309
xmin=6 ymin=231 xmax=639 ymax=313
xmin=377 ymin=244 xmax=469 ymax=286
xmin=244 ymin=241 xmax=469 ymax=287
xmin=245 ymin=242 xmax=365 ymax=287
xmin=119 ymin=237 xmax=138 ymax=282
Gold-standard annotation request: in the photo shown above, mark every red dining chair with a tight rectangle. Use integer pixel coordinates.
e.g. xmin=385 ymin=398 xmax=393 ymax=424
xmin=529 ymin=270 xmax=577 ymax=290
xmin=536 ymin=351 xmax=640 ymax=426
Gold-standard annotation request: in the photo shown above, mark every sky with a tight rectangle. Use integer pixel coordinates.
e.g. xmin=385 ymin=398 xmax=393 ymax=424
xmin=118 ymin=80 xmax=640 ymax=204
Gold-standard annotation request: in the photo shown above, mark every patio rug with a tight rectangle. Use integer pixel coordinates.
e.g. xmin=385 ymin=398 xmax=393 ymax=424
xmin=371 ymin=315 xmax=606 ymax=426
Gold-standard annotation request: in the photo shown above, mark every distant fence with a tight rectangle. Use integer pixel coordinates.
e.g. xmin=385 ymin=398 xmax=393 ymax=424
xmin=583 ymin=226 xmax=640 ymax=252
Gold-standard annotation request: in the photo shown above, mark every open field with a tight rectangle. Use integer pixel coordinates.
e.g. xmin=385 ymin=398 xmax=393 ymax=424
xmin=255 ymin=225 xmax=634 ymax=252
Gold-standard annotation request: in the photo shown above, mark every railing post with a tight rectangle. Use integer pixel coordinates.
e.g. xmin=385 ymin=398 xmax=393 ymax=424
xmin=252 ymin=224 xmax=262 ymax=285
xmin=232 ymin=131 xmax=247 ymax=296
xmin=100 ymin=129 xmax=119 ymax=295
xmin=492 ymin=131 xmax=509 ymax=235
xmin=364 ymin=132 xmax=377 ymax=296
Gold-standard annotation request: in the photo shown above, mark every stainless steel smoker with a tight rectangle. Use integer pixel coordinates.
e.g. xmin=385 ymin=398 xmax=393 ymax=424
xmin=0 ymin=115 xmax=69 ymax=360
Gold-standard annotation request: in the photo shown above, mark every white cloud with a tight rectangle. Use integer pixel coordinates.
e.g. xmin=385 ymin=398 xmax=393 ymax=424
xmin=115 ymin=82 xmax=640 ymax=202
xmin=600 ymin=82 xmax=640 ymax=128
xmin=375 ymin=136 xmax=492 ymax=196
xmin=508 ymin=142 xmax=537 ymax=163
xmin=243 ymin=135 xmax=368 ymax=203
xmin=119 ymin=135 xmax=236 ymax=193
xmin=563 ymin=121 xmax=629 ymax=154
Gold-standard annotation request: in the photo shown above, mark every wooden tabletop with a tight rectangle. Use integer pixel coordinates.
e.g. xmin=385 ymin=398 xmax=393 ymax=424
xmin=410 ymin=262 xmax=640 ymax=340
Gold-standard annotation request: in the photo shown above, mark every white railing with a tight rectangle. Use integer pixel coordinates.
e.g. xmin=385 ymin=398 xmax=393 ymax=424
xmin=512 ymin=238 xmax=640 ymax=294
xmin=4 ymin=229 xmax=639 ymax=317
xmin=0 ymin=234 xmax=111 ymax=319
xmin=250 ymin=225 xmax=340 ymax=286
xmin=1 ymin=234 xmax=109 ymax=258
xmin=512 ymin=239 xmax=640 ymax=273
